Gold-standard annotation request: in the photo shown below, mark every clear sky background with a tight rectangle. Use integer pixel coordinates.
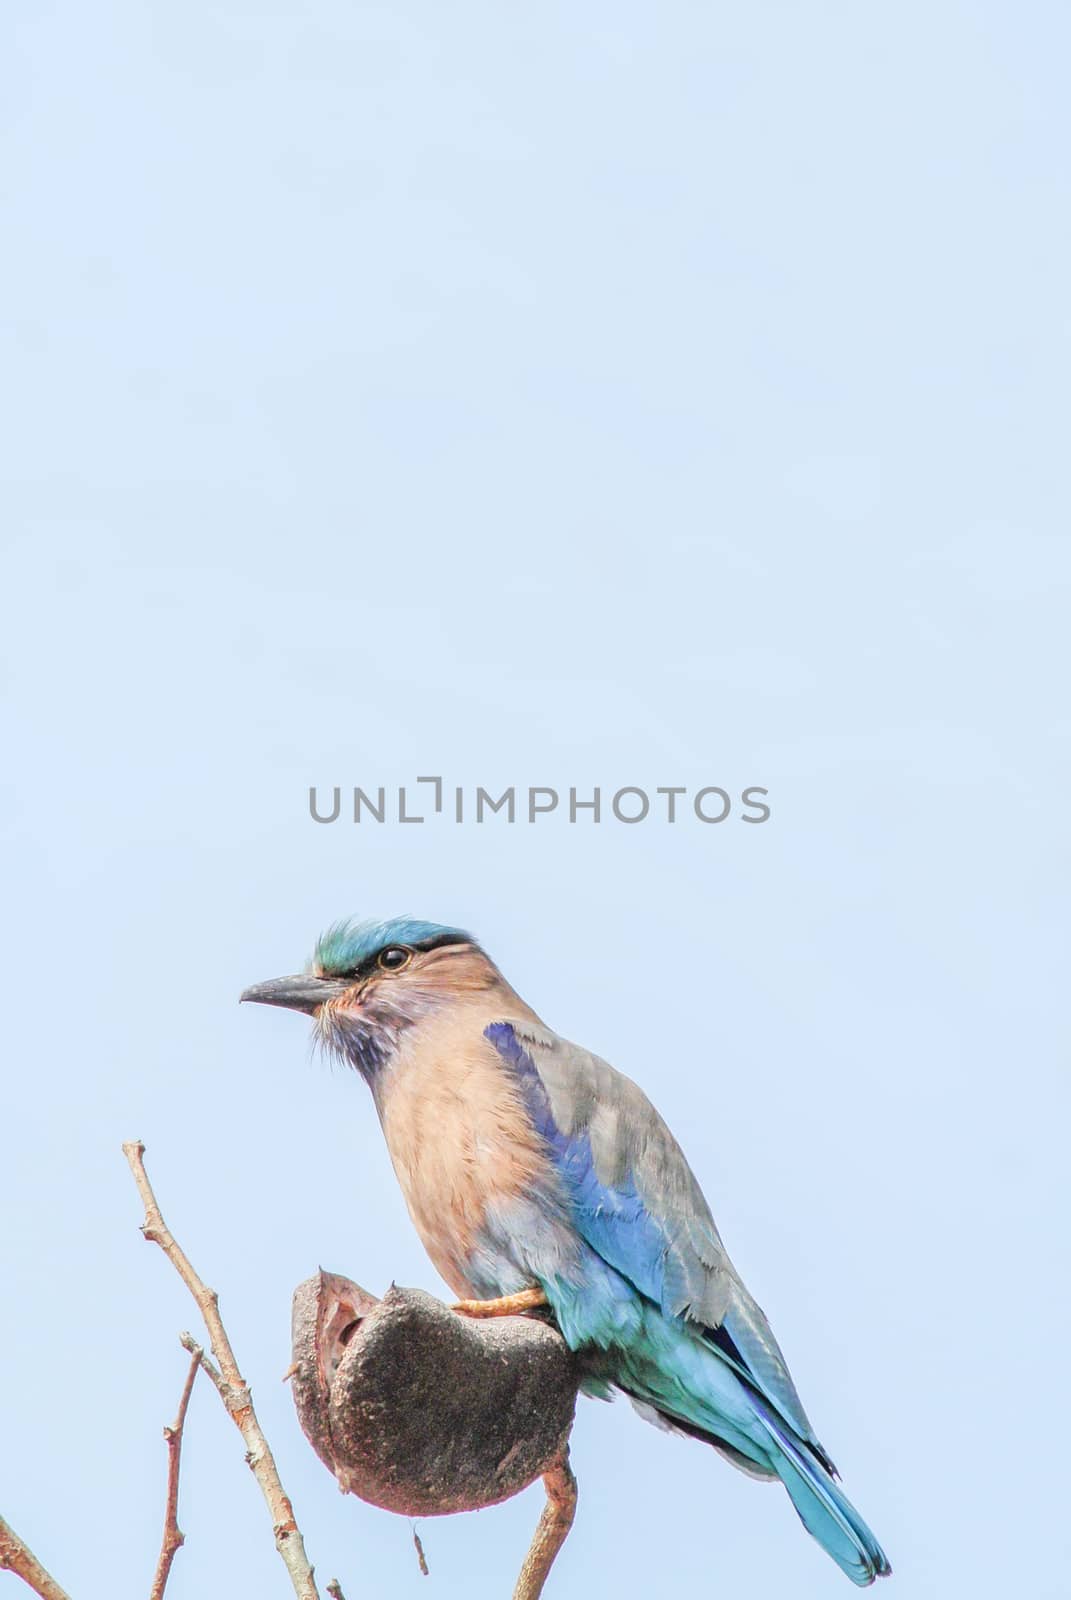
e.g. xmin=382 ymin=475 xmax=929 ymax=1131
xmin=2 ymin=6 xmax=1069 ymax=1598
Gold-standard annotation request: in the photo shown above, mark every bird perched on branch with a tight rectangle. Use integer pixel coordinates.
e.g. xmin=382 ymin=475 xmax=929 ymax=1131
xmin=243 ymin=917 xmax=890 ymax=1586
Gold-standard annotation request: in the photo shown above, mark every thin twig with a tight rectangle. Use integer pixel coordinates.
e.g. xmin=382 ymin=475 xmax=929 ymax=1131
xmin=325 ymin=1583 xmax=346 ymax=1600
xmin=0 ymin=1516 xmax=72 ymax=1600
xmin=122 ymin=1140 xmax=319 ymax=1600
xmin=512 ymin=1448 xmax=577 ymax=1600
xmin=149 ymin=1345 xmax=201 ymax=1600
xmin=179 ymin=1332 xmax=223 ymax=1390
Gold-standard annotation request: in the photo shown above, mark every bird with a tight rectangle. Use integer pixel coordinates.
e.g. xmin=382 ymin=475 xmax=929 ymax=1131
xmin=242 ymin=916 xmax=891 ymax=1586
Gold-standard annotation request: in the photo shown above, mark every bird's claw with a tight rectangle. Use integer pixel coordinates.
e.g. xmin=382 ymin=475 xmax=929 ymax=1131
xmin=451 ymin=1287 xmax=549 ymax=1318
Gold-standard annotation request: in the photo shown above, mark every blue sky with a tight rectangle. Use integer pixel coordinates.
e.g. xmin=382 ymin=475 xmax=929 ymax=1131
xmin=3 ymin=5 xmax=1069 ymax=1598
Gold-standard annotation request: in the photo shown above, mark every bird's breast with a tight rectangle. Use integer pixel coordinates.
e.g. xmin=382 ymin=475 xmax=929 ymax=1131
xmin=378 ymin=1014 xmax=557 ymax=1299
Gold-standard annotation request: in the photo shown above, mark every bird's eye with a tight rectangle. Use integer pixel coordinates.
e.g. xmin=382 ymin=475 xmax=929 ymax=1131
xmin=377 ymin=946 xmax=412 ymax=972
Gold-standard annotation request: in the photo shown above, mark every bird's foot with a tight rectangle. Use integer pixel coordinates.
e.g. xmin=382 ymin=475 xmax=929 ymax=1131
xmin=451 ymin=1287 xmax=548 ymax=1318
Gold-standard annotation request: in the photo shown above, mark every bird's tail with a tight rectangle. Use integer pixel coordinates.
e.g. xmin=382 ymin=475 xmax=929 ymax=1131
xmin=749 ymin=1393 xmax=891 ymax=1587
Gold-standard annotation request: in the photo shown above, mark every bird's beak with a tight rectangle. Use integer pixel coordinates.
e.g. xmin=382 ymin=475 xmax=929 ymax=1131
xmin=240 ymin=974 xmax=348 ymax=1015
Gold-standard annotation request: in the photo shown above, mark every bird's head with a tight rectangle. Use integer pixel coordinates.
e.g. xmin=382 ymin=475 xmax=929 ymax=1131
xmin=241 ymin=916 xmax=500 ymax=1080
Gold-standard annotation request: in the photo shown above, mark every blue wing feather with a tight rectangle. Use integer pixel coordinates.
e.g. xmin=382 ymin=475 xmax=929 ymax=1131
xmin=483 ymin=1021 xmax=889 ymax=1585
xmin=485 ymin=1022 xmax=673 ymax=1306
xmin=485 ymin=1020 xmax=832 ymax=1464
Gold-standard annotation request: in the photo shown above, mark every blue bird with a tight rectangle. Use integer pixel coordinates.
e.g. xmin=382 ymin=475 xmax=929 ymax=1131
xmin=242 ymin=917 xmax=890 ymax=1586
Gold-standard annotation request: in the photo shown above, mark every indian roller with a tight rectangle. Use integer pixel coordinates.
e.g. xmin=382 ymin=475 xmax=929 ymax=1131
xmin=242 ymin=917 xmax=890 ymax=1586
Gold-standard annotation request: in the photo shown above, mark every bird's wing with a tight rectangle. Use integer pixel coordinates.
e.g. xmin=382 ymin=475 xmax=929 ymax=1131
xmin=485 ymin=1019 xmax=828 ymax=1460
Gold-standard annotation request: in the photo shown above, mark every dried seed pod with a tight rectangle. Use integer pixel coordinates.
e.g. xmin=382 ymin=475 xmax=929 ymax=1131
xmin=290 ymin=1271 xmax=580 ymax=1516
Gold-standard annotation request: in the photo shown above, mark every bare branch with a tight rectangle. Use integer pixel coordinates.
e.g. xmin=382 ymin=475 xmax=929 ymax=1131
xmin=512 ymin=1450 xmax=578 ymax=1600
xmin=325 ymin=1583 xmax=346 ymax=1600
xmin=0 ymin=1517 xmax=71 ymax=1600
xmin=148 ymin=1346 xmax=201 ymax=1600
xmin=122 ymin=1140 xmax=319 ymax=1600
